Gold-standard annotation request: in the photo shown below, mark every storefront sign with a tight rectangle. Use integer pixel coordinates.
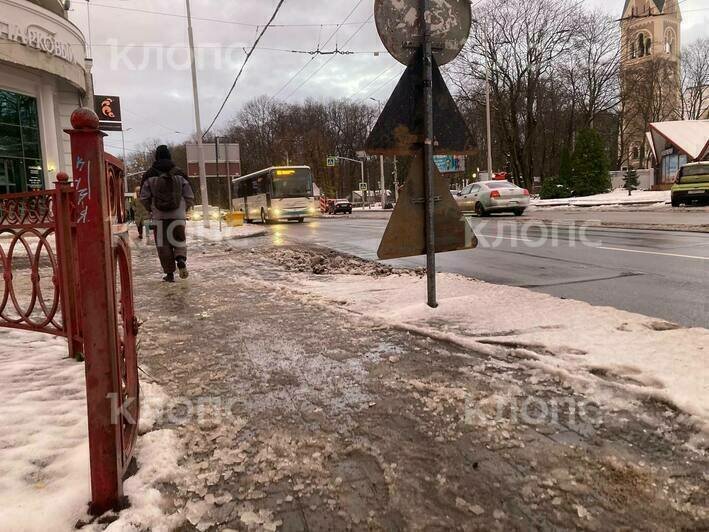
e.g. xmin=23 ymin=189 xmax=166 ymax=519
xmin=94 ymin=95 xmax=123 ymax=132
xmin=0 ymin=20 xmax=77 ymax=64
xmin=27 ymin=165 xmax=44 ymax=190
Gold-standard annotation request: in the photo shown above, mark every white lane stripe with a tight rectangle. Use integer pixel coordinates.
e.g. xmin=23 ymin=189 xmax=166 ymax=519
xmin=476 ymin=233 xmax=709 ymax=260
xmin=596 ymin=246 xmax=709 ymax=261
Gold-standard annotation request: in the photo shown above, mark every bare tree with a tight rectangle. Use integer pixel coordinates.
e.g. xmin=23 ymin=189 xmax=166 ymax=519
xmin=219 ymin=97 xmax=376 ymax=198
xmin=561 ymin=10 xmax=620 ymax=129
xmin=450 ymin=0 xmax=580 ymax=188
xmin=680 ymin=38 xmax=709 ymax=120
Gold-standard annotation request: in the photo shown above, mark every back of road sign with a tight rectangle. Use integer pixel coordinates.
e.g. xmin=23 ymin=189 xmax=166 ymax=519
xmin=378 ymin=153 xmax=478 ymax=260
xmin=365 ymin=50 xmax=476 ymax=157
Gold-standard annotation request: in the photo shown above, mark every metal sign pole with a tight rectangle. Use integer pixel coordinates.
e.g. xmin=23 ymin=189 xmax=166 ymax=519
xmin=421 ymin=0 xmax=438 ymax=308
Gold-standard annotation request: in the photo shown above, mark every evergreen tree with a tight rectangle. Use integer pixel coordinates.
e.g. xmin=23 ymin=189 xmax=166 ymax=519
xmin=623 ymin=167 xmax=639 ymax=196
xmin=559 ymin=147 xmax=572 ymax=188
xmin=570 ymin=129 xmax=611 ymax=197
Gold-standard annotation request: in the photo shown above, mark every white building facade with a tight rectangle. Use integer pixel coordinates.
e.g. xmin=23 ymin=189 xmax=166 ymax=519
xmin=0 ymin=0 xmax=91 ymax=193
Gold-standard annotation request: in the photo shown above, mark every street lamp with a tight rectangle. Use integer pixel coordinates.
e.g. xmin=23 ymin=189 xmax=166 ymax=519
xmin=471 ymin=18 xmax=494 ymax=179
xmin=369 ymin=98 xmax=387 ymax=208
xmin=185 ymin=0 xmax=210 ymax=228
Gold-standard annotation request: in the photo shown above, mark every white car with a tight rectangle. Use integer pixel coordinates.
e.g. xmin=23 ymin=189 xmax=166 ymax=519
xmin=454 ymin=181 xmax=530 ymax=216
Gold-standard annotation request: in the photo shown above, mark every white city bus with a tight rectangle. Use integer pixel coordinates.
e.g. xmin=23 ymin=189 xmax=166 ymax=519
xmin=231 ymin=166 xmax=318 ymax=223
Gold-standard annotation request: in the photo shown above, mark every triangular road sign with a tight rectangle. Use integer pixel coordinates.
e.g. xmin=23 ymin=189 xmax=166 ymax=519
xmin=366 ymin=50 xmax=477 ymax=156
xmin=378 ymin=153 xmax=478 ymax=260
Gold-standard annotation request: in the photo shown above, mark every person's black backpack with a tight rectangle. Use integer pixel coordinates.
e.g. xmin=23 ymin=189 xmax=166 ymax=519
xmin=153 ymin=170 xmax=182 ymax=212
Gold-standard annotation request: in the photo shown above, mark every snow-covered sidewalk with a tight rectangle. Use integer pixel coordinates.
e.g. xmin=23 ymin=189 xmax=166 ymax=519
xmin=186 ymin=221 xmax=267 ymax=242
xmin=533 ymin=189 xmax=671 ymax=208
xmin=0 ymin=329 xmax=182 ymax=532
xmin=0 ymin=330 xmax=90 ymax=530
xmin=268 ymin=252 xmax=709 ymax=434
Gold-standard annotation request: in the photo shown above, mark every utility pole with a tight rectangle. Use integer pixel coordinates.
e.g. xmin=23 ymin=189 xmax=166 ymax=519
xmin=84 ymin=0 xmax=93 ymax=59
xmin=185 ymin=0 xmax=210 ymax=228
xmin=422 ymin=0 xmax=437 ymax=308
xmin=393 ymin=156 xmax=399 ymax=202
xmin=120 ymin=127 xmax=132 ymax=194
xmin=370 ymin=99 xmax=387 ymax=208
xmin=380 ymin=155 xmax=386 ymax=207
xmin=485 ymin=63 xmax=493 ymax=180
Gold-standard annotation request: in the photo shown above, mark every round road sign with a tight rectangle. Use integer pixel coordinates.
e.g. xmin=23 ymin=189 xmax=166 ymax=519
xmin=374 ymin=0 xmax=471 ymax=66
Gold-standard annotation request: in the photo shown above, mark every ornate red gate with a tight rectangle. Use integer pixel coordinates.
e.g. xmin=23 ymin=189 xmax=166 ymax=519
xmin=0 ymin=108 xmax=139 ymax=514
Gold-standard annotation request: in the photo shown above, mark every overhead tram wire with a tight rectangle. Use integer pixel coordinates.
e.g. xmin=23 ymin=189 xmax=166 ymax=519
xmin=270 ymin=0 xmax=367 ymax=100
xmin=79 ymin=2 xmax=372 ymax=29
xmin=283 ymin=13 xmax=374 ymax=101
xmin=202 ymin=0 xmax=287 ymax=139
xmin=357 ymin=70 xmax=403 ymax=104
xmin=346 ymin=63 xmax=400 ymax=101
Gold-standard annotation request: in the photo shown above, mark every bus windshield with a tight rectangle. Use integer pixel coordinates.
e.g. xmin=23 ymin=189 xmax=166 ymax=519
xmin=271 ymin=168 xmax=313 ymax=198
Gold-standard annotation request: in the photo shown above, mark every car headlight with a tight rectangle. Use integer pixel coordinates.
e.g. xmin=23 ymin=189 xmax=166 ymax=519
xmin=271 ymin=209 xmax=281 ymax=218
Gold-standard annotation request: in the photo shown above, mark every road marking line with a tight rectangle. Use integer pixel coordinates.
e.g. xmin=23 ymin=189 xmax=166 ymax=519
xmin=596 ymin=246 xmax=709 ymax=261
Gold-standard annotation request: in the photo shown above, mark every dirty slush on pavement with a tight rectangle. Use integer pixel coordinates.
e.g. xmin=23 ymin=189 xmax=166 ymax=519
xmin=131 ymin=231 xmax=708 ymax=531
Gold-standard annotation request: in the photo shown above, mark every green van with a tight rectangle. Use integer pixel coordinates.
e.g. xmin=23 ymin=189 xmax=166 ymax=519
xmin=671 ymin=162 xmax=709 ymax=207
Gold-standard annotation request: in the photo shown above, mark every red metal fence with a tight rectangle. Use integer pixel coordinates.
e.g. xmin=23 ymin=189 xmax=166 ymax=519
xmin=0 ymin=108 xmax=139 ymax=514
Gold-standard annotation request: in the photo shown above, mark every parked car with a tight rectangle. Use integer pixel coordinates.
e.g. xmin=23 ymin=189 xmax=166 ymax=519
xmin=454 ymin=181 xmax=530 ymax=216
xmin=329 ymin=199 xmax=353 ymax=215
xmin=671 ymin=162 xmax=709 ymax=207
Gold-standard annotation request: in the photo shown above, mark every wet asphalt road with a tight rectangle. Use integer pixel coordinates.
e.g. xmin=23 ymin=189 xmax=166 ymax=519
xmin=268 ymin=214 xmax=709 ymax=328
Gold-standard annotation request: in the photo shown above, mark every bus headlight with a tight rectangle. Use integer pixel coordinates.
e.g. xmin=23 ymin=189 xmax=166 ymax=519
xmin=271 ymin=208 xmax=282 ymax=218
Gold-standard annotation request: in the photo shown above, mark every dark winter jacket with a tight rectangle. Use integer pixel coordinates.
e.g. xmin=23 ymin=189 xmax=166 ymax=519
xmin=140 ymin=160 xmax=195 ymax=220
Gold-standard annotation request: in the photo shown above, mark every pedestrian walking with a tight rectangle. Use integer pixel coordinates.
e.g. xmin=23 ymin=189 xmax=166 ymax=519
xmin=132 ymin=186 xmax=150 ymax=239
xmin=140 ymin=145 xmax=195 ymax=283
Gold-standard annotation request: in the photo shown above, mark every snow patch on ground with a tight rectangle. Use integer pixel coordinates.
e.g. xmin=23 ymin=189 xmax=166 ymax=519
xmin=0 ymin=328 xmax=184 ymax=531
xmin=186 ymin=221 xmax=267 ymax=243
xmin=285 ymin=271 xmax=708 ymax=430
xmin=0 ymin=330 xmax=90 ymax=531
xmin=533 ymin=189 xmax=671 ymax=207
xmin=91 ymin=430 xmax=184 ymax=532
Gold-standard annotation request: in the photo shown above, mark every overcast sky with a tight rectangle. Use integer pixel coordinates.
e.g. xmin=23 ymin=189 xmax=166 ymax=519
xmin=67 ymin=0 xmax=708 ymax=156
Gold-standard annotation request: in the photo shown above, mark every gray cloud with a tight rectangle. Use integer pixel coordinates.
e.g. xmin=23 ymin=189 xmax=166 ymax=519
xmin=70 ymin=0 xmax=705 ymax=153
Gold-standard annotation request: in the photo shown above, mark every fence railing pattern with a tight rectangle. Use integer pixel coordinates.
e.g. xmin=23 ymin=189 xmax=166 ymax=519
xmin=0 ymin=107 xmax=139 ymax=515
xmin=0 ymin=190 xmax=55 ymax=228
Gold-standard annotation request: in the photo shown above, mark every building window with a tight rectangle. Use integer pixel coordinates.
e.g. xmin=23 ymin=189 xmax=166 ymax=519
xmin=665 ymin=29 xmax=675 ymax=54
xmin=635 ymin=32 xmax=652 ymax=58
xmin=631 ymin=145 xmax=640 ymax=160
xmin=0 ymin=89 xmax=44 ymax=193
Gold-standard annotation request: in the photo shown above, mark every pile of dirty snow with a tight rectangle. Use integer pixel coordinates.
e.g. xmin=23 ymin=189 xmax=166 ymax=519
xmin=267 ymin=247 xmax=422 ymax=277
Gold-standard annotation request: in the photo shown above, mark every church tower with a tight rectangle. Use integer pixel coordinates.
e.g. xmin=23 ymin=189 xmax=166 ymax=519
xmin=620 ymin=0 xmax=682 ymax=169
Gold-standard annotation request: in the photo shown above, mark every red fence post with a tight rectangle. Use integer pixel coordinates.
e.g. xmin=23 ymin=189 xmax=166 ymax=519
xmin=53 ymin=172 xmax=83 ymax=360
xmin=65 ymin=108 xmax=123 ymax=513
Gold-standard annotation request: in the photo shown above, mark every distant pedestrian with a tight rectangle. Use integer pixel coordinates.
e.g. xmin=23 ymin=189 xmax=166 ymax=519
xmin=140 ymin=145 xmax=195 ymax=282
xmin=132 ymin=186 xmax=150 ymax=239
